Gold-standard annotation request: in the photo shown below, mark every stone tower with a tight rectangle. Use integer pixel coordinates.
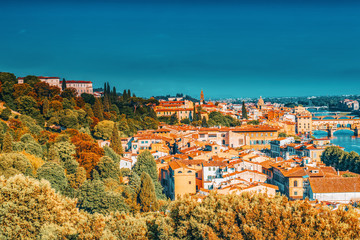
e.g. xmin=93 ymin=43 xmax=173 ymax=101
xmin=200 ymin=89 xmax=204 ymax=105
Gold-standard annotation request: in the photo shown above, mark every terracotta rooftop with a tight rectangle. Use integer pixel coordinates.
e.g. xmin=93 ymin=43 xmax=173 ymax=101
xmin=310 ymin=177 xmax=360 ymax=193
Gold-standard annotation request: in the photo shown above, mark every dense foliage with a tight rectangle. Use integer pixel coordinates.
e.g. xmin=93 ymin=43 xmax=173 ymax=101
xmin=1 ymin=175 xmax=360 ymax=239
xmin=321 ymin=146 xmax=360 ymax=173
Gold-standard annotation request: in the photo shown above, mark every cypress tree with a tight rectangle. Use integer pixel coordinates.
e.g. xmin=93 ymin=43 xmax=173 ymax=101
xmin=112 ymin=86 xmax=117 ymax=100
xmin=110 ymin=123 xmax=123 ymax=155
xmin=2 ymin=132 xmax=13 ymax=153
xmin=123 ymin=90 xmax=127 ymax=101
xmin=242 ymin=101 xmax=248 ymax=119
xmin=103 ymin=96 xmax=111 ymax=112
xmin=42 ymin=98 xmax=49 ymax=115
xmin=137 ymin=172 xmax=157 ymax=212
xmin=127 ymin=89 xmax=131 ymax=99
xmin=93 ymin=97 xmax=104 ymax=121
xmin=106 ymin=82 xmax=111 ymax=96
xmin=62 ymin=78 xmax=67 ymax=91
xmin=202 ymin=116 xmax=208 ymax=127
xmin=104 ymin=82 xmax=107 ymax=97
xmin=129 ymin=171 xmax=141 ymax=195
xmin=193 ymin=106 xmax=198 ymax=122
xmin=47 ymin=145 xmax=60 ymax=163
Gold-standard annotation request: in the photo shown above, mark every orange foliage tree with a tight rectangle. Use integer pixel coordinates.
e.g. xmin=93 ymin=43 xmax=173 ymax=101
xmin=70 ymin=131 xmax=104 ymax=178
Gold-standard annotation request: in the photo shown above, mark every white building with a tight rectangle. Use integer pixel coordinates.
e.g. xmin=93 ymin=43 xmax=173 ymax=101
xmin=17 ymin=76 xmax=93 ymax=96
xmin=309 ymin=177 xmax=360 ymax=203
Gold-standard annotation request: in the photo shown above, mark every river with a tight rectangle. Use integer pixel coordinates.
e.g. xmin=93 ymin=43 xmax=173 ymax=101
xmin=309 ymin=109 xmax=360 ymax=154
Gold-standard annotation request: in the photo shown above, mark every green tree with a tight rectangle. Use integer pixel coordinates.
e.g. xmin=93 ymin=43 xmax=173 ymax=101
xmin=0 ymin=106 xmax=11 ymax=121
xmin=0 ymin=175 xmax=88 ymax=239
xmin=201 ymin=116 xmax=208 ymax=127
xmin=2 ymin=132 xmax=13 ymax=153
xmin=137 ymin=172 xmax=158 ymax=212
xmin=60 ymin=88 xmax=77 ymax=99
xmin=103 ymin=145 xmax=121 ymax=164
xmin=242 ymin=101 xmax=248 ymax=119
xmin=247 ymin=120 xmax=260 ymax=125
xmin=23 ymin=75 xmax=40 ymax=87
xmin=42 ymin=97 xmax=49 ymax=115
xmin=128 ymin=171 xmax=141 ymax=196
xmin=94 ymin=120 xmax=115 ymax=140
xmin=16 ymin=95 xmax=39 ymax=116
xmin=93 ymin=97 xmax=104 ymax=121
xmin=59 ymin=109 xmax=79 ymax=129
xmin=0 ymin=153 xmax=33 ymax=177
xmin=180 ymin=118 xmax=190 ymax=125
xmin=67 ymin=166 xmax=86 ymax=189
xmin=133 ymin=150 xmax=164 ymax=199
xmin=37 ymin=162 xmax=69 ymax=194
xmin=110 ymin=122 xmax=124 ymax=155
xmin=77 ymin=179 xmax=129 ymax=214
xmin=169 ymin=113 xmax=178 ymax=125
xmin=61 ymin=78 xmax=67 ymax=90
xmin=93 ymin=156 xmax=120 ymax=181
xmin=47 ymin=145 xmax=61 ymax=163
xmin=81 ymin=93 xmax=95 ymax=105
xmin=122 ymin=89 xmax=128 ymax=101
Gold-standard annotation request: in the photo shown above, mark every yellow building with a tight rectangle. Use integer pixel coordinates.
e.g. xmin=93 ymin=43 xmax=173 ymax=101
xmin=233 ymin=125 xmax=279 ymax=150
xmin=296 ymin=113 xmax=312 ymax=134
xmin=161 ymin=161 xmax=197 ymax=200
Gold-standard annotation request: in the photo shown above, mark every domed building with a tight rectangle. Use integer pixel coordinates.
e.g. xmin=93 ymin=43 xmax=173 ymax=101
xmin=257 ymin=96 xmax=264 ymax=109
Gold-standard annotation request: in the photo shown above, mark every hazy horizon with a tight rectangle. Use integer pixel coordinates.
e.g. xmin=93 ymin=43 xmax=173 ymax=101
xmin=1 ymin=0 xmax=360 ymax=98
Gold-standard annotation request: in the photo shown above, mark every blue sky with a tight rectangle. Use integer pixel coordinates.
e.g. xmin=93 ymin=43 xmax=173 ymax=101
xmin=0 ymin=0 xmax=359 ymax=98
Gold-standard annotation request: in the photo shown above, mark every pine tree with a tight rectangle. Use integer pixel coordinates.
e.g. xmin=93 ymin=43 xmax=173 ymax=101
xmin=137 ymin=172 xmax=157 ymax=212
xmin=110 ymin=123 xmax=123 ymax=155
xmin=2 ymin=132 xmax=13 ymax=153
xmin=242 ymin=101 xmax=248 ymax=119
xmin=62 ymin=78 xmax=67 ymax=91
xmin=93 ymin=97 xmax=104 ymax=121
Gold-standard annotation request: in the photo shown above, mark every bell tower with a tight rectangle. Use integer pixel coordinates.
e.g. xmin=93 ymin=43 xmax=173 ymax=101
xmin=200 ymin=89 xmax=204 ymax=105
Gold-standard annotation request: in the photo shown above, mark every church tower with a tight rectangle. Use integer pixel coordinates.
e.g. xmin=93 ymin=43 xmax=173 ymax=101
xmin=200 ymin=89 xmax=204 ymax=105
xmin=257 ymin=96 xmax=264 ymax=109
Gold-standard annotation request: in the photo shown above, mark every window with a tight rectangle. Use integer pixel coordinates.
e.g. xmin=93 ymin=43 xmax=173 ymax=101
xmin=294 ymin=180 xmax=298 ymax=187
xmin=187 ymin=171 xmax=192 ymax=173
xmin=178 ymin=171 xmax=182 ymax=173
xmin=189 ymin=181 xmax=191 ymax=184
xmin=294 ymin=191 xmax=298 ymax=196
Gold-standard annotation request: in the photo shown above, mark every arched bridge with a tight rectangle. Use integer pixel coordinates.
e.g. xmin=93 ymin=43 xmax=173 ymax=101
xmin=312 ymin=118 xmax=360 ymax=137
